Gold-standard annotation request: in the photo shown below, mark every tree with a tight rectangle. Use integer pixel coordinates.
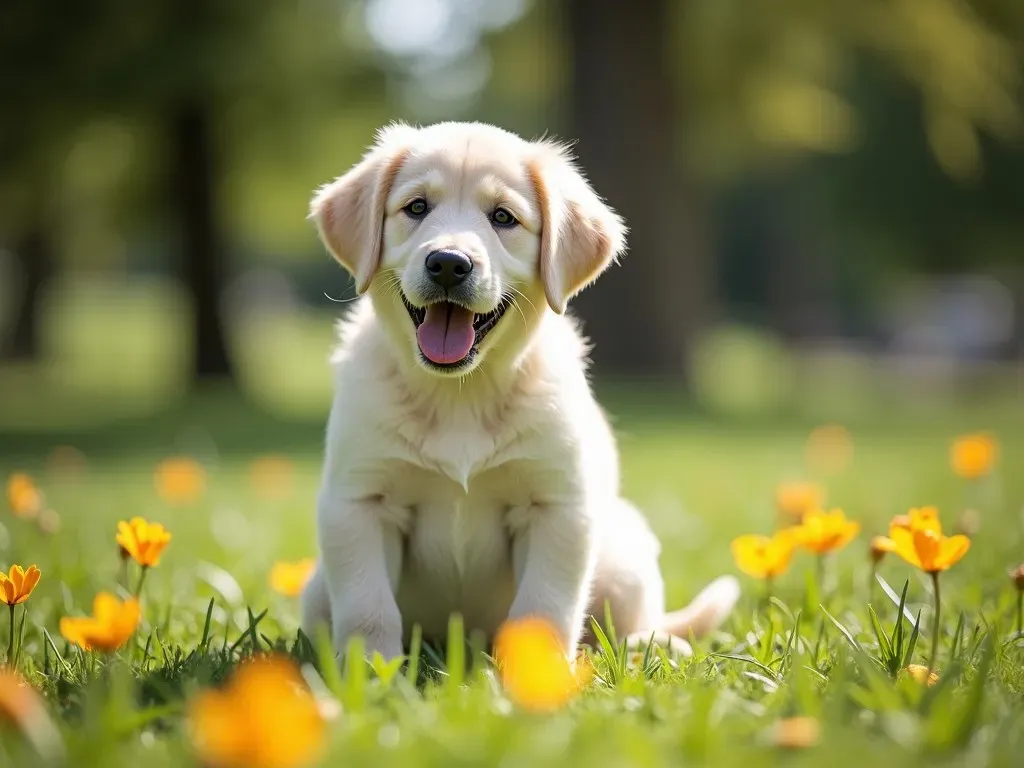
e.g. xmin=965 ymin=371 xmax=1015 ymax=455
xmin=564 ymin=0 xmax=712 ymax=382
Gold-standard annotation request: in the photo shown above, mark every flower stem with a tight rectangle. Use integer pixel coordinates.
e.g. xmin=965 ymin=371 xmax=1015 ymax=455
xmin=6 ymin=604 xmax=14 ymax=665
xmin=134 ymin=566 xmax=149 ymax=598
xmin=1017 ymin=591 xmax=1022 ymax=637
xmin=928 ymin=571 xmax=941 ymax=673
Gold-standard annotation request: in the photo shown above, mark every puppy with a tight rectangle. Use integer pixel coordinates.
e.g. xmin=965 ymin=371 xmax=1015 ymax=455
xmin=301 ymin=121 xmax=739 ymax=662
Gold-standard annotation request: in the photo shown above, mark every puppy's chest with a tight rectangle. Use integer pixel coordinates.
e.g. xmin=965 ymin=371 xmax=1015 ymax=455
xmin=391 ymin=400 xmax=532 ymax=489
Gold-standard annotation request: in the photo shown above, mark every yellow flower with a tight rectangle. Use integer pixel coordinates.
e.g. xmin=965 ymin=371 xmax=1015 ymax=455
xmin=870 ymin=535 xmax=897 ymax=564
xmin=250 ymin=455 xmax=295 ymax=501
xmin=887 ymin=508 xmax=970 ymax=573
xmin=187 ymin=654 xmax=326 ymax=768
xmin=950 ymin=433 xmax=997 ymax=479
xmin=268 ymin=559 xmax=316 ymax=597
xmin=0 ymin=667 xmax=62 ymax=758
xmin=904 ymin=664 xmax=939 ymax=686
xmin=775 ymin=482 xmax=825 ymax=520
xmin=805 ymin=423 xmax=853 ymax=475
xmin=154 ymin=457 xmax=206 ymax=505
xmin=493 ymin=616 xmax=580 ymax=712
xmin=769 ymin=716 xmax=820 ymax=749
xmin=791 ymin=508 xmax=860 ymax=555
xmin=116 ymin=517 xmax=172 ymax=567
xmin=0 ymin=565 xmax=41 ymax=606
xmin=59 ymin=593 xmax=140 ymax=652
xmin=574 ymin=650 xmax=597 ymax=689
xmin=891 ymin=506 xmax=940 ymax=534
xmin=5 ymin=473 xmax=42 ymax=519
xmin=731 ymin=531 xmax=796 ymax=579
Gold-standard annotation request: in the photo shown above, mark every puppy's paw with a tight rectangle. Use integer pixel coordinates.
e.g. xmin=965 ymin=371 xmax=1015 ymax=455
xmin=333 ymin=612 xmax=404 ymax=662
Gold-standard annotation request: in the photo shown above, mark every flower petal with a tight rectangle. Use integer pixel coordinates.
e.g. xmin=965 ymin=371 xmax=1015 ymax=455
xmin=10 ymin=565 xmax=25 ymax=595
xmin=936 ymin=535 xmax=971 ymax=571
xmin=92 ymin=592 xmax=122 ymax=624
xmin=60 ymin=617 xmax=95 ymax=650
xmin=888 ymin=526 xmax=922 ymax=569
xmin=731 ymin=535 xmax=771 ymax=579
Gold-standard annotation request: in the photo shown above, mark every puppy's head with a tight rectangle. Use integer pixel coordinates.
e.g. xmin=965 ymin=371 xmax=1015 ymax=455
xmin=311 ymin=121 xmax=626 ymax=377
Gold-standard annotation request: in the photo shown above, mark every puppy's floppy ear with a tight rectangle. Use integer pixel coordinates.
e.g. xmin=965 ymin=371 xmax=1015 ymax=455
xmin=309 ymin=122 xmax=419 ymax=294
xmin=528 ymin=142 xmax=627 ymax=314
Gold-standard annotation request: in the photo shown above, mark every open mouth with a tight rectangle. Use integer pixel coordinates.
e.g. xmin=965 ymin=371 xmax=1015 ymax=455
xmin=401 ymin=294 xmax=511 ymax=369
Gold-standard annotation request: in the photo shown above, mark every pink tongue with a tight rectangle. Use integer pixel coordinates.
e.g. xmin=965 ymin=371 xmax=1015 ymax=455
xmin=416 ymin=303 xmax=476 ymax=365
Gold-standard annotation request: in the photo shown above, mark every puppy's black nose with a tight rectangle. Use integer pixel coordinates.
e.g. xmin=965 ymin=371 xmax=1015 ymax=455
xmin=424 ymin=249 xmax=473 ymax=289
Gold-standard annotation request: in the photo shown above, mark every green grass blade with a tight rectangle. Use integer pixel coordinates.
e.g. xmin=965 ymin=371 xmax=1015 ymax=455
xmin=199 ymin=598 xmax=215 ymax=651
xmin=446 ymin=613 xmax=466 ymax=689
xmin=708 ymin=653 xmax=781 ymax=682
xmin=867 ymin=605 xmax=894 ymax=666
xmin=406 ymin=623 xmax=422 ymax=684
xmin=876 ymin=574 xmax=917 ymax=626
xmin=902 ymin=610 xmax=922 ymax=668
xmin=43 ymin=628 xmax=74 ymax=678
xmin=341 ymin=634 xmax=367 ymax=712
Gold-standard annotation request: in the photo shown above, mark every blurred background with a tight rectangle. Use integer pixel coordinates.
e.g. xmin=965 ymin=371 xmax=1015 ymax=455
xmin=1 ymin=0 xmax=1023 ymax=453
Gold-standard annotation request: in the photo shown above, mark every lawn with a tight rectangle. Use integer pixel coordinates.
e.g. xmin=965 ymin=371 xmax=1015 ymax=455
xmin=2 ymin=386 xmax=1023 ymax=767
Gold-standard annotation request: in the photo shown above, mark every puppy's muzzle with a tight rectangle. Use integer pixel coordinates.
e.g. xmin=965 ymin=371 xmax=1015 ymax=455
xmin=424 ymin=249 xmax=473 ymax=290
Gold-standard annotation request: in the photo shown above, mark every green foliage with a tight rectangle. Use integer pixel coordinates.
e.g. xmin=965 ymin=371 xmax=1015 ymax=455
xmin=2 ymin=392 xmax=1024 ymax=765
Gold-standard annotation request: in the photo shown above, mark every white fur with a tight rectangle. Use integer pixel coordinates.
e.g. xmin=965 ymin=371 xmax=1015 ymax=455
xmin=302 ymin=121 xmax=739 ymax=661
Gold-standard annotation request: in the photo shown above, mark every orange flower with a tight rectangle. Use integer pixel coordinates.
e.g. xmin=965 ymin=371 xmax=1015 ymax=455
xmin=904 ymin=664 xmax=939 ymax=686
xmin=116 ymin=517 xmax=172 ymax=567
xmin=805 ymin=424 xmax=853 ymax=475
xmin=890 ymin=506 xmax=940 ymax=534
xmin=775 ymin=482 xmax=825 ymax=520
xmin=59 ymin=593 xmax=140 ymax=652
xmin=0 ymin=667 xmax=42 ymax=727
xmin=188 ymin=654 xmax=326 ymax=768
xmin=493 ymin=616 xmax=580 ymax=712
xmin=870 ymin=535 xmax=897 ymax=564
xmin=5 ymin=473 xmax=42 ymax=519
xmin=769 ymin=716 xmax=820 ymax=749
xmin=154 ymin=457 xmax=206 ymax=505
xmin=791 ymin=508 xmax=860 ymax=555
xmin=950 ymin=433 xmax=997 ymax=479
xmin=250 ymin=455 xmax=295 ymax=501
xmin=731 ymin=531 xmax=796 ymax=579
xmin=268 ymin=559 xmax=316 ymax=597
xmin=0 ymin=565 xmax=41 ymax=606
xmin=887 ymin=508 xmax=969 ymax=573
xmin=0 ymin=667 xmax=62 ymax=757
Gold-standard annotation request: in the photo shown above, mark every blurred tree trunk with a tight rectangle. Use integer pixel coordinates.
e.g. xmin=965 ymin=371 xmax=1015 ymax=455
xmin=2 ymin=220 xmax=53 ymax=360
xmin=564 ymin=0 xmax=712 ymax=385
xmin=172 ymin=98 xmax=235 ymax=383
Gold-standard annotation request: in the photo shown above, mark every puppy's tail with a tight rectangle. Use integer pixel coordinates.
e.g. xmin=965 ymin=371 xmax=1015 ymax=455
xmin=659 ymin=575 xmax=740 ymax=640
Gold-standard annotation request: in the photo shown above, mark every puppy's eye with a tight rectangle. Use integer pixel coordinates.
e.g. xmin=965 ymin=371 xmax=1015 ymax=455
xmin=491 ymin=207 xmax=517 ymax=228
xmin=404 ymin=198 xmax=429 ymax=218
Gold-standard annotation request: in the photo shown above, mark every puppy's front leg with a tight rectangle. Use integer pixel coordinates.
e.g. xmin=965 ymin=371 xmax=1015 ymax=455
xmin=318 ymin=497 xmax=404 ymax=661
xmin=508 ymin=501 xmax=597 ymax=657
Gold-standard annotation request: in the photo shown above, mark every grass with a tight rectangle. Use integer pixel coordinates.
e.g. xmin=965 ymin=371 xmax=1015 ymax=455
xmin=2 ymin=392 xmax=1023 ymax=767
xmin=1 ymin=289 xmax=1023 ymax=765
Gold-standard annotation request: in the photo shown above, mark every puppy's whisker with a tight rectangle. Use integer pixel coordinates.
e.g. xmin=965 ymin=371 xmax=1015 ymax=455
xmin=505 ymin=284 xmax=537 ymax=327
xmin=505 ymin=291 xmax=529 ymax=328
xmin=507 ymin=283 xmax=538 ymax=314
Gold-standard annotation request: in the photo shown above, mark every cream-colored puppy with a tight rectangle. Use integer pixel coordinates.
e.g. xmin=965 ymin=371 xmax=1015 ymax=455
xmin=301 ymin=121 xmax=739 ymax=662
